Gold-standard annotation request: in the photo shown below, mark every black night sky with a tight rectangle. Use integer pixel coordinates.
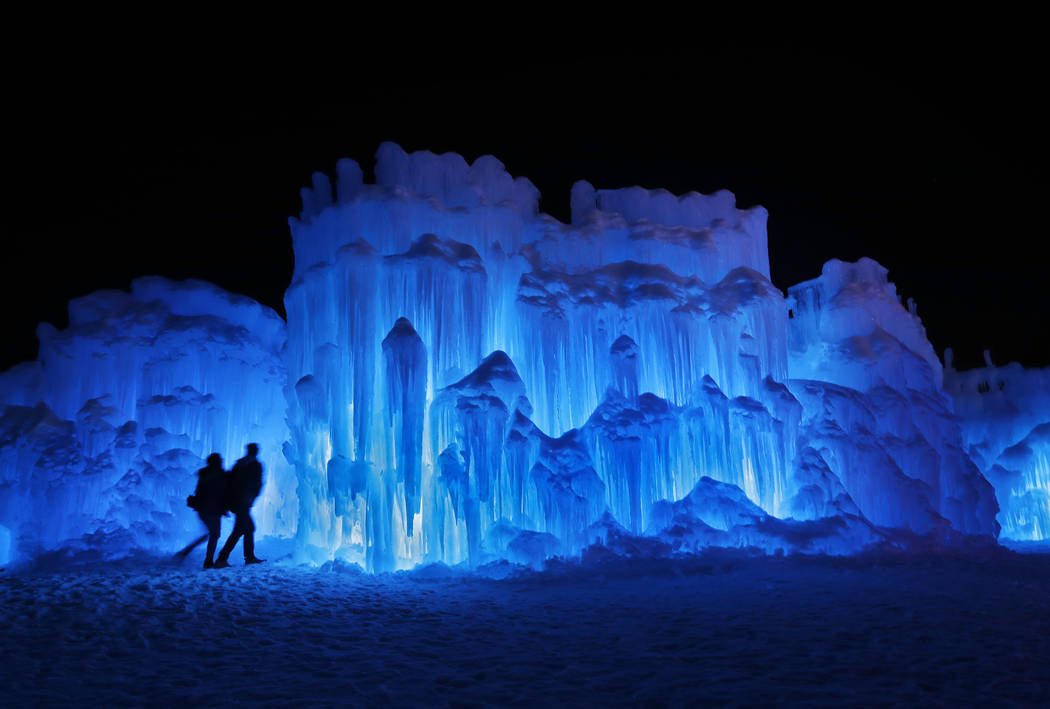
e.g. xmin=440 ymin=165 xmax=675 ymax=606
xmin=5 ymin=31 xmax=1047 ymax=374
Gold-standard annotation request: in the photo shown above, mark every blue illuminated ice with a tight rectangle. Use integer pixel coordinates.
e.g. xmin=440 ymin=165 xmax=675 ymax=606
xmin=787 ymin=258 xmax=942 ymax=391
xmin=0 ymin=279 xmax=294 ymax=566
xmin=0 ymin=143 xmax=1015 ymax=570
xmin=279 ymin=143 xmax=999 ymax=570
xmin=786 ymin=262 xmax=999 ymax=538
xmin=945 ymin=353 xmax=1050 ymax=539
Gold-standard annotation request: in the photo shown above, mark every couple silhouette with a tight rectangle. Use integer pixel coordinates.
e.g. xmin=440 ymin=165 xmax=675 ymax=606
xmin=184 ymin=443 xmax=265 ymax=569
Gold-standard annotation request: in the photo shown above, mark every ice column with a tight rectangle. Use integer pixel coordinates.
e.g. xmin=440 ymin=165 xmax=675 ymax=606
xmin=382 ymin=318 xmax=427 ymax=535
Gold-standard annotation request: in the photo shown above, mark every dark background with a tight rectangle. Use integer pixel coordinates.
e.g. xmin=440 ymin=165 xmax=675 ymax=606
xmin=5 ymin=27 xmax=1047 ymax=373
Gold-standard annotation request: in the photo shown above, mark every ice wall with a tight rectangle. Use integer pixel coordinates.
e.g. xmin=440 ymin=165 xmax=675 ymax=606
xmin=288 ymin=144 xmax=783 ymax=438
xmin=283 ymin=144 xmax=998 ymax=571
xmin=0 ymin=143 xmax=1009 ymax=570
xmin=0 ymin=278 xmax=293 ymax=566
xmin=944 ymin=354 xmax=1050 ymax=539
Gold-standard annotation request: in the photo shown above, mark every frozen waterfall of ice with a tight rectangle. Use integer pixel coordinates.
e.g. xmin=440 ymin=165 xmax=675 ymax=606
xmin=0 ymin=142 xmax=1012 ymax=570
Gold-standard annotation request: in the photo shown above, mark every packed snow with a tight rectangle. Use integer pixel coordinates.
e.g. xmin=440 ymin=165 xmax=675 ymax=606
xmin=2 ymin=548 xmax=1049 ymax=706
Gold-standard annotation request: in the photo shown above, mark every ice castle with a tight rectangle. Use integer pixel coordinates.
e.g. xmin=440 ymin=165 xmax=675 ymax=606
xmin=2 ymin=143 xmax=1041 ymax=571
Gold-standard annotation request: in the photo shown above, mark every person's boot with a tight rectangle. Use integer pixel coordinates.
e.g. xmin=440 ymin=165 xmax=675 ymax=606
xmin=203 ymin=558 xmax=214 ymax=570
xmin=245 ymin=556 xmax=265 ymax=565
xmin=212 ymin=556 xmax=232 ymax=569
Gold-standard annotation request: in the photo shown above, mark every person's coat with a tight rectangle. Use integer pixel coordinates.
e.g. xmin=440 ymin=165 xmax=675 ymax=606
xmin=226 ymin=456 xmax=263 ymax=511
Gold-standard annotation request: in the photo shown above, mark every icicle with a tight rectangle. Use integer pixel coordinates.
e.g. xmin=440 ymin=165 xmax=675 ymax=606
xmin=382 ymin=318 xmax=427 ymax=536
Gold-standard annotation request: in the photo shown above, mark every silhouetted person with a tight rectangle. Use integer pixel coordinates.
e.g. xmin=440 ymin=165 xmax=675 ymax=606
xmin=188 ymin=453 xmax=228 ymax=569
xmin=214 ymin=443 xmax=265 ymax=567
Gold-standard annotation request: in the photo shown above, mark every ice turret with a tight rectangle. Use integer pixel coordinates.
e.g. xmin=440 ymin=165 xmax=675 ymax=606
xmin=335 ymin=157 xmax=364 ymax=203
xmin=569 ymin=182 xmax=770 ymax=279
xmin=375 ymin=142 xmax=540 ymax=214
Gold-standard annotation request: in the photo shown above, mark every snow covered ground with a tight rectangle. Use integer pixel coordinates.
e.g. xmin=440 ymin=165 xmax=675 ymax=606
xmin=3 ymin=547 xmax=1049 ymax=707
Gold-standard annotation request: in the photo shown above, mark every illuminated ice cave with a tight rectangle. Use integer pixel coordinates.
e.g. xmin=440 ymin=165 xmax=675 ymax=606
xmin=1 ymin=143 xmax=1046 ymax=571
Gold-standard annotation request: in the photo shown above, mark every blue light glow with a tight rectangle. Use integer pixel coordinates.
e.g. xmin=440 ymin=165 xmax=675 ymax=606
xmin=1 ymin=143 xmax=1037 ymax=571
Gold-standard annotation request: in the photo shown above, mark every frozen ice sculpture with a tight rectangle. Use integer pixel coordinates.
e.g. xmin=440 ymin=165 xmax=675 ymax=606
xmin=0 ymin=143 xmax=1008 ymax=569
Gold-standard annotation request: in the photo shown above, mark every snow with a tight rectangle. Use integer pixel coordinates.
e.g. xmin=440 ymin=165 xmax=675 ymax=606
xmin=2 ymin=549 xmax=1049 ymax=706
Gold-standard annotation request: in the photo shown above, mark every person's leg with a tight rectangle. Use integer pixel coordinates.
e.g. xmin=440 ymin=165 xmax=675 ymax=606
xmin=204 ymin=516 xmax=221 ymax=567
xmin=243 ymin=513 xmax=256 ymax=561
xmin=216 ymin=512 xmax=246 ymax=563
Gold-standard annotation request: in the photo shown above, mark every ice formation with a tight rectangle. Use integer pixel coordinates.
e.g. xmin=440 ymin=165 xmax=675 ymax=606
xmin=944 ymin=353 xmax=1050 ymax=539
xmin=0 ymin=142 xmax=1017 ymax=570
xmin=785 ymin=261 xmax=999 ymax=537
xmin=0 ymin=279 xmax=295 ymax=566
